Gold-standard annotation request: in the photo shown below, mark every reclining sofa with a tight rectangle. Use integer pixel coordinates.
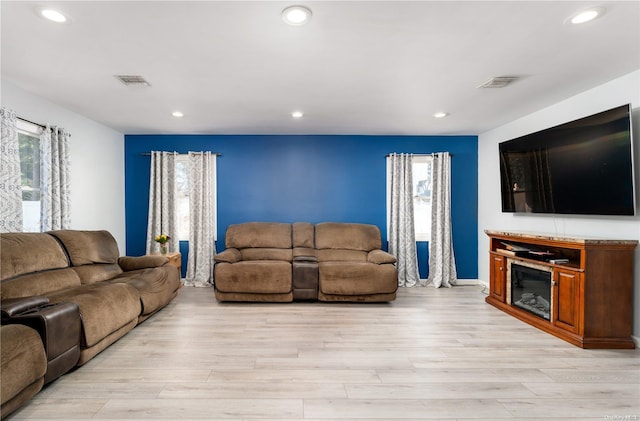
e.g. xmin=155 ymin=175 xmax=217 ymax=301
xmin=0 ymin=230 xmax=181 ymax=419
xmin=214 ymin=222 xmax=398 ymax=303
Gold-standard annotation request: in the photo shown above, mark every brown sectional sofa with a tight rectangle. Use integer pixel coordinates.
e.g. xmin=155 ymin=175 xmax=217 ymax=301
xmin=0 ymin=230 xmax=181 ymax=419
xmin=214 ymin=222 xmax=398 ymax=302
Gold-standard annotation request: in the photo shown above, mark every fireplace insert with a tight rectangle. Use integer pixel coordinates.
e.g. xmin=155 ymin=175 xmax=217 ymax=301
xmin=510 ymin=262 xmax=551 ymax=321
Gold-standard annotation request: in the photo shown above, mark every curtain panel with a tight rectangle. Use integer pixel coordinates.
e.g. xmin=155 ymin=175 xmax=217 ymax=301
xmin=40 ymin=125 xmax=71 ymax=231
xmin=0 ymin=107 xmax=23 ymax=232
xmin=185 ymin=151 xmax=216 ymax=287
xmin=146 ymin=151 xmax=179 ymax=255
xmin=387 ymin=153 xmax=420 ymax=287
xmin=428 ymin=152 xmax=457 ymax=288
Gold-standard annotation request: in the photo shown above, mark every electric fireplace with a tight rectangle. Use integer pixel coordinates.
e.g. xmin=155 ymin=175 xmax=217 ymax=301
xmin=507 ymin=261 xmax=552 ymax=321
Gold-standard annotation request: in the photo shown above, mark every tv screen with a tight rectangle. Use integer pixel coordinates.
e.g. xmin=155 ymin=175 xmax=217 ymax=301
xmin=499 ymin=104 xmax=636 ymax=216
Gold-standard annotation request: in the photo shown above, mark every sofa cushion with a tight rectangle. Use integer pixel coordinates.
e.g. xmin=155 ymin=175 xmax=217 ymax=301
xmin=48 ymin=230 xmax=120 ymax=266
xmin=315 ymin=223 xmax=381 ymax=251
xmin=240 ymin=248 xmax=293 ymax=262
xmin=215 ymin=261 xmax=292 ymax=294
xmin=1 ymin=233 xmax=69 ymax=281
xmin=0 ymin=324 xmax=47 ymax=407
xmin=1 ymin=269 xmax=81 ymax=300
xmin=71 ymin=264 xmax=124 ymax=284
xmin=293 ymin=222 xmax=314 ymax=248
xmin=225 ymin=222 xmax=292 ymax=249
xmin=47 ymin=283 xmax=140 ymax=348
xmin=318 ymin=262 xmax=398 ymax=295
xmin=109 ymin=266 xmax=181 ymax=316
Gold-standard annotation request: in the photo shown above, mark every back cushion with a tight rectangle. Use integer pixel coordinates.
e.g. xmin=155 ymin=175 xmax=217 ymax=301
xmin=315 ymin=223 xmax=381 ymax=251
xmin=292 ymin=222 xmax=314 ymax=248
xmin=48 ymin=230 xmax=123 ymax=284
xmin=1 ymin=232 xmax=69 ymax=281
xmin=225 ymin=222 xmax=292 ymax=249
xmin=48 ymin=230 xmax=120 ymax=266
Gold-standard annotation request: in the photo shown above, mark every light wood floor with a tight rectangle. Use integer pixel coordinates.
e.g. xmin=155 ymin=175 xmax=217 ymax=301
xmin=10 ymin=285 xmax=640 ymax=420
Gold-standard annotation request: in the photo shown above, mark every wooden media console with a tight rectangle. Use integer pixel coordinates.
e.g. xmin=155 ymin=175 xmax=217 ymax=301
xmin=485 ymin=230 xmax=637 ymax=349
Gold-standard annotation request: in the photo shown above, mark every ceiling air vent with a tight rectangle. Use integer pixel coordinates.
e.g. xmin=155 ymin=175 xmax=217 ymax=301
xmin=477 ymin=76 xmax=520 ymax=89
xmin=114 ymin=75 xmax=151 ymax=86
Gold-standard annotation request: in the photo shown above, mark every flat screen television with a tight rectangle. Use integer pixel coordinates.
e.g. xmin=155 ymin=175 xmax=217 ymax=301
xmin=499 ymin=104 xmax=636 ymax=216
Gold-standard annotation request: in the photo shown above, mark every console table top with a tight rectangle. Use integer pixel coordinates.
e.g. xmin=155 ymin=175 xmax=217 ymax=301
xmin=484 ymin=230 xmax=638 ymax=246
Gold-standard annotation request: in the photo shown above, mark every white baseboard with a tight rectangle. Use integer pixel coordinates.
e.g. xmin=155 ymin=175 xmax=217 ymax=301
xmin=417 ymin=279 xmax=484 ymax=286
xmin=455 ymin=279 xmax=480 ymax=286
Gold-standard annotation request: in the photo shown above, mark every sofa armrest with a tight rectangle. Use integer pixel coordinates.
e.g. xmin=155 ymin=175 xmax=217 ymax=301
xmin=214 ymin=248 xmax=241 ymax=263
xmin=118 ymin=255 xmax=169 ymax=271
xmin=1 ymin=296 xmax=50 ymax=320
xmin=367 ymin=250 xmax=397 ymax=265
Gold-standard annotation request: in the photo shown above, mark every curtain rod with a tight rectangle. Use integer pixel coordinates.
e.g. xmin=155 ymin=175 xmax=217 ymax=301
xmin=140 ymin=152 xmax=222 ymax=156
xmin=385 ymin=152 xmax=452 ymax=157
xmin=17 ymin=116 xmax=46 ymax=129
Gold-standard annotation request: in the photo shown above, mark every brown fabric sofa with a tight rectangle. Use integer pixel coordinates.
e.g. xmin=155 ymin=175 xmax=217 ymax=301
xmin=214 ymin=222 xmax=295 ymax=302
xmin=0 ymin=230 xmax=181 ymax=418
xmin=315 ymin=222 xmax=398 ymax=302
xmin=214 ymin=222 xmax=398 ymax=303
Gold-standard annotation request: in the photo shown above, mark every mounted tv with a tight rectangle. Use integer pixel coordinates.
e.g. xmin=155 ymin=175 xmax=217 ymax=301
xmin=499 ymin=104 xmax=636 ymax=216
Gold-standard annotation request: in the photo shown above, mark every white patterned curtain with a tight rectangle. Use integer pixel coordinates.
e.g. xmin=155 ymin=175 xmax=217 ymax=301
xmin=428 ymin=152 xmax=457 ymax=288
xmin=40 ymin=125 xmax=71 ymax=231
xmin=0 ymin=108 xmax=23 ymax=232
xmin=388 ymin=153 xmax=420 ymax=287
xmin=146 ymin=151 xmax=179 ymax=254
xmin=185 ymin=151 xmax=216 ymax=287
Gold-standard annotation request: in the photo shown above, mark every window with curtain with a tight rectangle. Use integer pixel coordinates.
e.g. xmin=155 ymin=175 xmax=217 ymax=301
xmin=412 ymin=155 xmax=433 ymax=241
xmin=386 ymin=155 xmax=433 ymax=241
xmin=17 ymin=120 xmax=42 ymax=232
xmin=173 ymin=154 xmax=217 ymax=242
xmin=175 ymin=154 xmax=191 ymax=240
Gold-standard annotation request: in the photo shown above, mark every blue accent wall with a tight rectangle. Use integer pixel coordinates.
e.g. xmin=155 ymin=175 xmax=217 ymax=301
xmin=125 ymin=135 xmax=478 ymax=279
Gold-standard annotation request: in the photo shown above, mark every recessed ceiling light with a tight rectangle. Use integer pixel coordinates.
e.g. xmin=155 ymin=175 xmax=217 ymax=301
xmin=291 ymin=111 xmax=304 ymax=118
xmin=433 ymin=112 xmax=449 ymax=119
xmin=282 ymin=5 xmax=312 ymax=26
xmin=172 ymin=111 xmax=184 ymax=118
xmin=568 ymin=7 xmax=605 ymax=24
xmin=37 ymin=8 xmax=69 ymax=23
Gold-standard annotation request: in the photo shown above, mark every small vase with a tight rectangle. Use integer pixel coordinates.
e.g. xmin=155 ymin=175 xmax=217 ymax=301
xmin=160 ymin=245 xmax=168 ymax=255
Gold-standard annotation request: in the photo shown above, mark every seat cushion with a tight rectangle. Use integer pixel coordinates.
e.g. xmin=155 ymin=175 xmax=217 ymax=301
xmin=318 ymin=261 xmax=397 ymax=295
xmin=0 ymin=324 xmax=46 ymax=406
xmin=215 ymin=261 xmax=292 ymax=294
xmin=47 ymin=283 xmax=140 ymax=348
xmin=109 ymin=266 xmax=181 ymax=316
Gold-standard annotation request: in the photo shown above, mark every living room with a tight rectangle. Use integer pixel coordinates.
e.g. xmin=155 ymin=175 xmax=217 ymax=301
xmin=2 ymin=1 xmax=639 ymax=419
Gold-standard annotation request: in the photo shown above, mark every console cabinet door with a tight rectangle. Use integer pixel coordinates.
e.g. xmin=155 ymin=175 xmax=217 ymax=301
xmin=553 ymin=268 xmax=581 ymax=334
xmin=490 ymin=253 xmax=506 ymax=303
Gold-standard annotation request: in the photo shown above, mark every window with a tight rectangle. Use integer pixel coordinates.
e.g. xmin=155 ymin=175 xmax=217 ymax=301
xmin=175 ymin=154 xmax=190 ymax=241
xmin=17 ymin=120 xmax=41 ymax=232
xmin=386 ymin=155 xmax=432 ymax=241
xmin=412 ymin=156 xmax=432 ymax=241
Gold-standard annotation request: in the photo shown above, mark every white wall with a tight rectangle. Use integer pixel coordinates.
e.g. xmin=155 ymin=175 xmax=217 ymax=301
xmin=478 ymin=70 xmax=640 ymax=337
xmin=1 ymin=79 xmax=127 ymax=252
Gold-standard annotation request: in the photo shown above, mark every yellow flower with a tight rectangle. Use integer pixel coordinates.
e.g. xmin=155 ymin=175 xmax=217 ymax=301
xmin=154 ymin=234 xmax=170 ymax=244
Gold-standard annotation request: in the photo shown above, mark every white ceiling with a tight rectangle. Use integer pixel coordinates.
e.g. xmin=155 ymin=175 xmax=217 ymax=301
xmin=2 ymin=1 xmax=639 ymax=135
